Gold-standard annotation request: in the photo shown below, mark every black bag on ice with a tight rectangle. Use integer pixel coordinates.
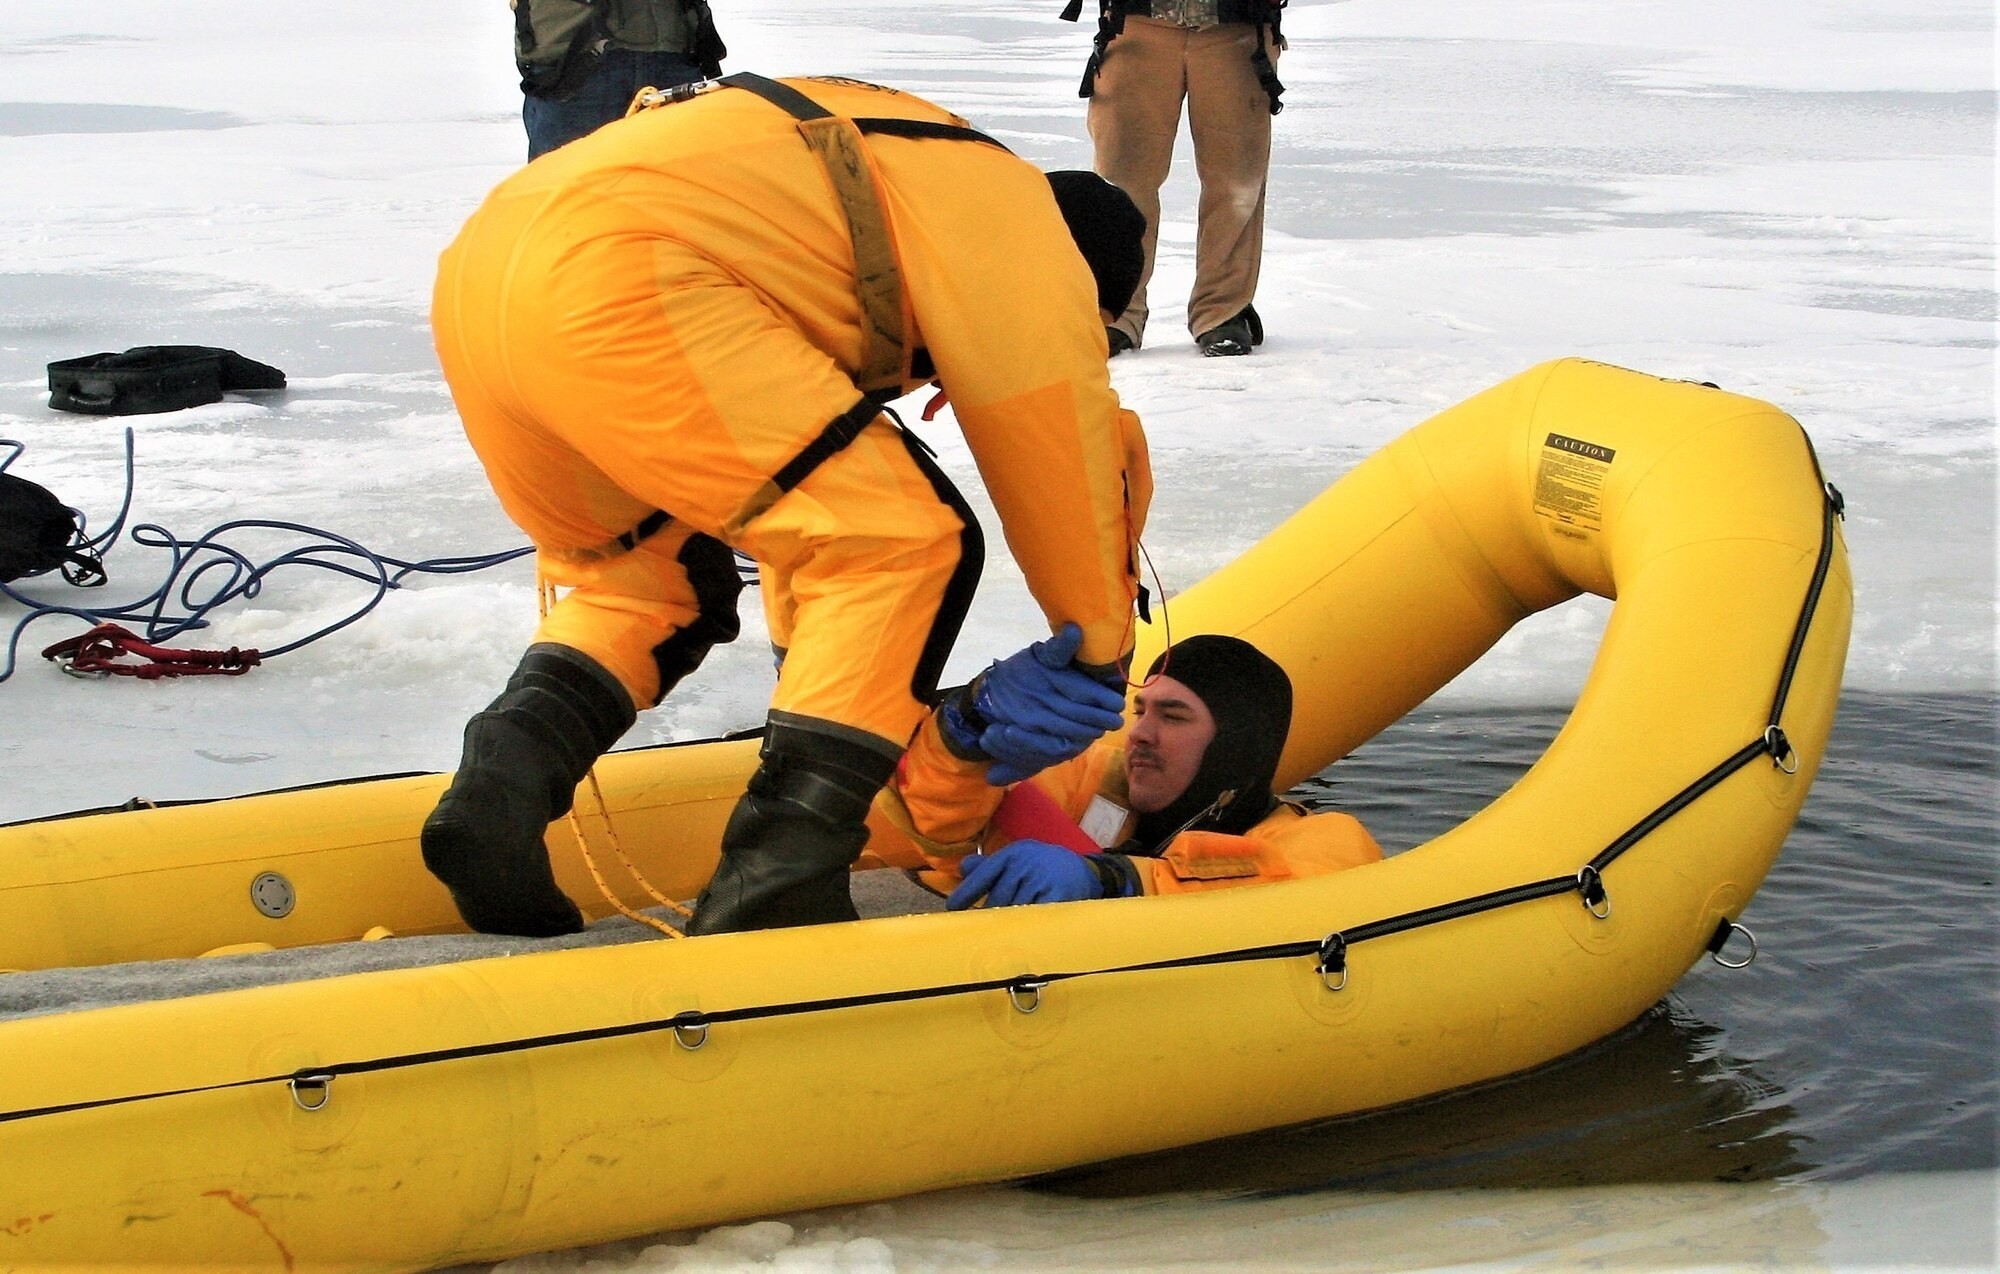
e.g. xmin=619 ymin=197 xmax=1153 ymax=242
xmin=47 ymin=345 xmax=285 ymax=417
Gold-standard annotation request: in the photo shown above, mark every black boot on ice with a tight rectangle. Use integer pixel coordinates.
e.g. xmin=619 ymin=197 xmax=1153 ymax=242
xmin=421 ymin=644 xmax=635 ymax=937
xmin=685 ymin=721 xmax=898 ymax=936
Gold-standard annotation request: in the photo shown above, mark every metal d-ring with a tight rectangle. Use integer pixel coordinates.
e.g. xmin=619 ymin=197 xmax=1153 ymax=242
xmin=1576 ymin=865 xmax=1611 ymax=920
xmin=1710 ymin=921 xmax=1759 ymax=969
xmin=1007 ymin=977 xmax=1047 ymax=1015
xmin=1316 ymin=932 xmax=1349 ymax=992
xmin=670 ymin=1011 xmax=710 ymax=1050
xmin=289 ymin=1071 xmax=334 ymax=1112
xmin=1764 ymin=726 xmax=1799 ymax=775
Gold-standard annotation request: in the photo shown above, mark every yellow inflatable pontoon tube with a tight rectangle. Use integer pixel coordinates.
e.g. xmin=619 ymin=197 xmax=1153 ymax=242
xmin=0 ymin=360 xmax=1849 ymax=1271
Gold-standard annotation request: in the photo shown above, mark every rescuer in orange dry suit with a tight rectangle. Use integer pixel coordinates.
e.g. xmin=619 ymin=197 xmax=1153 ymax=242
xmin=423 ymin=74 xmax=1154 ymax=937
xmin=878 ymin=634 xmax=1382 ymax=902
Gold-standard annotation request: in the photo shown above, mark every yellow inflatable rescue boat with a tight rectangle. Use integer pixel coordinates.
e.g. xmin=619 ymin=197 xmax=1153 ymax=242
xmin=0 ymin=359 xmax=1850 ymax=1270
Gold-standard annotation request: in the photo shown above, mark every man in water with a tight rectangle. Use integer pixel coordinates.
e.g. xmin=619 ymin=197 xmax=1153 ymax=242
xmin=881 ymin=633 xmax=1381 ymax=904
xmin=422 ymin=75 xmax=1152 ymax=938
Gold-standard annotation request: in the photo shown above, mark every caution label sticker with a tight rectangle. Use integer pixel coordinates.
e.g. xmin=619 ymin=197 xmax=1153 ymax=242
xmin=1533 ymin=432 xmax=1616 ymax=533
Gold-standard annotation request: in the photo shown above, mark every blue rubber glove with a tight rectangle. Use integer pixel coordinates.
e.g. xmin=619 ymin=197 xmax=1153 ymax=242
xmin=970 ymin=624 xmax=1127 ymax=785
xmin=948 ymin=840 xmax=1104 ymax=909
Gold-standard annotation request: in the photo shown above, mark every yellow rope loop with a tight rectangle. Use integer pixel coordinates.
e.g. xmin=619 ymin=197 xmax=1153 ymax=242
xmin=539 ymin=572 xmax=690 ymax=938
xmin=562 ymin=799 xmax=688 ymax=939
xmin=582 ymin=766 xmax=692 ymax=920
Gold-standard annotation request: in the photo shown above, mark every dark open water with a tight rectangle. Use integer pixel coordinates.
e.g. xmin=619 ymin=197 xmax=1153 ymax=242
xmin=1035 ymin=691 xmax=1998 ymax=1199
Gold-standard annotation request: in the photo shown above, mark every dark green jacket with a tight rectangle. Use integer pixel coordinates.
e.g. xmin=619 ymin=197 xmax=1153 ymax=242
xmin=514 ymin=0 xmax=725 ymax=98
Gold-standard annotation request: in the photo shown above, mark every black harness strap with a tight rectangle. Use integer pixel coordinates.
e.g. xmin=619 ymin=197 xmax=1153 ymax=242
xmin=770 ymin=396 xmax=882 ymax=496
xmin=706 ymin=75 xmax=1008 ymax=532
xmin=719 ymin=72 xmax=909 ymax=401
xmin=852 ymin=117 xmax=1008 ymax=149
xmin=544 ymin=507 xmax=675 ymax=568
xmin=1250 ymin=13 xmax=1286 ymax=115
xmin=605 ymin=74 xmax=1007 ymax=554
xmin=714 ymin=70 xmax=830 ymax=120
xmin=884 ymin=413 xmax=986 ymax=707
xmin=615 ymin=509 xmax=671 ymax=553
xmin=1072 ymin=3 xmax=1130 ymax=100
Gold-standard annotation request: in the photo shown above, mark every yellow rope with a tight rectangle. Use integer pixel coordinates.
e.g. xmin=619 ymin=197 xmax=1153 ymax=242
xmin=560 ymin=780 xmax=688 ymax=938
xmin=540 ymin=575 xmax=689 ymax=938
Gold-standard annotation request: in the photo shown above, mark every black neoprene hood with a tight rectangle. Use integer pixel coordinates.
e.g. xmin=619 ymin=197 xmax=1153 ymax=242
xmin=1128 ymin=634 xmax=1294 ymax=850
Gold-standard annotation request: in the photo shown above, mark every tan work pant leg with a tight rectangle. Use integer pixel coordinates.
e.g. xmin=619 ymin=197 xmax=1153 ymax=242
xmin=1184 ymin=22 xmax=1274 ymax=338
xmin=1089 ymin=18 xmax=1275 ymax=344
xmin=434 ymin=201 xmax=974 ymax=753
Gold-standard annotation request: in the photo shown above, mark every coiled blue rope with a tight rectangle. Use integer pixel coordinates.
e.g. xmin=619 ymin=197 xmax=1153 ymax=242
xmin=1 ymin=429 xmax=534 ymax=683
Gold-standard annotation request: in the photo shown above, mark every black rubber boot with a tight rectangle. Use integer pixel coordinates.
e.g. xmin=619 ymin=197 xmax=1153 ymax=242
xmin=421 ymin=645 xmax=636 ymax=937
xmin=685 ymin=720 xmax=899 ymax=936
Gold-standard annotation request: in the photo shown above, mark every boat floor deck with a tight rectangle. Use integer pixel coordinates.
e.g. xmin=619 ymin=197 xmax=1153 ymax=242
xmin=0 ymin=869 xmax=950 ymax=1023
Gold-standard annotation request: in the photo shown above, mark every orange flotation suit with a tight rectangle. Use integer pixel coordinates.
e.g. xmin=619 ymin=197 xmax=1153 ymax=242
xmin=875 ymin=712 xmax=1383 ymax=895
xmin=433 ymin=74 xmax=1150 ymax=753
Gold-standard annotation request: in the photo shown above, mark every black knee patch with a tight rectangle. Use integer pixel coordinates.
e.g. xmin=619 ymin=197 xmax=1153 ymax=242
xmin=647 ymin=532 xmax=744 ymax=706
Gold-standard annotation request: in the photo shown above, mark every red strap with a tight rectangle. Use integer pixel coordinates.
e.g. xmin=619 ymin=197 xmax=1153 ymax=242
xmin=920 ymin=386 xmax=950 ymax=421
xmin=42 ymin=623 xmax=261 ymax=679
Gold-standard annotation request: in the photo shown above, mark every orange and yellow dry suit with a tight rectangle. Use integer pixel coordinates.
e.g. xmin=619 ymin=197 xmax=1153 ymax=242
xmin=873 ymin=712 xmax=1383 ymax=894
xmin=434 ymin=75 xmax=1151 ymax=755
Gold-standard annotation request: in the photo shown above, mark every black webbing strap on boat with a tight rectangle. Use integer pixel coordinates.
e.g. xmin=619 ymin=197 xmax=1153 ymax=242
xmin=1765 ymin=430 xmax=1845 ymax=763
xmin=1 ymin=954 xmax=1324 ymax=1126
xmin=1301 ymin=423 xmax=1846 ymax=985
xmin=1587 ymin=435 xmax=1843 ymax=878
xmin=0 ymin=430 xmax=1847 ymax=1128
